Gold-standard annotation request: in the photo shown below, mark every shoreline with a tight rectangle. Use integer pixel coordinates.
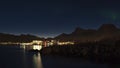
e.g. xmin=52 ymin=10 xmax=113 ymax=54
xmin=39 ymin=43 xmax=120 ymax=64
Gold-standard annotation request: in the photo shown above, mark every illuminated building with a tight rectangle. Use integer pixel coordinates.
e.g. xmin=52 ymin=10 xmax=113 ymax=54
xmin=20 ymin=40 xmax=43 ymax=50
xmin=33 ymin=45 xmax=42 ymax=50
xmin=43 ymin=40 xmax=57 ymax=47
xmin=20 ymin=40 xmax=74 ymax=50
xmin=32 ymin=40 xmax=43 ymax=45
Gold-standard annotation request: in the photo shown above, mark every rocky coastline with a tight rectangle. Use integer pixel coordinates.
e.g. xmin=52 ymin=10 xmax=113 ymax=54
xmin=40 ymin=42 xmax=120 ymax=64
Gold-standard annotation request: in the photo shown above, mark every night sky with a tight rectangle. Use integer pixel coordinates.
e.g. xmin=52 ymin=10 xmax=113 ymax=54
xmin=0 ymin=0 xmax=120 ymax=38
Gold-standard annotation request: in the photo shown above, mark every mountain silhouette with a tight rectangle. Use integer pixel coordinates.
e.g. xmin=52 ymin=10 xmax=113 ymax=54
xmin=0 ymin=33 xmax=43 ymax=43
xmin=98 ymin=24 xmax=118 ymax=32
xmin=0 ymin=24 xmax=120 ymax=44
xmin=55 ymin=24 xmax=120 ymax=43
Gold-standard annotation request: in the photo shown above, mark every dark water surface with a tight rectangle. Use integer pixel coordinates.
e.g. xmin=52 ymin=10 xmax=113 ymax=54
xmin=0 ymin=45 xmax=119 ymax=68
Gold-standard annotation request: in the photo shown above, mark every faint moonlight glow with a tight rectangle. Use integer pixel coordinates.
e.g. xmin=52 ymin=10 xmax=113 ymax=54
xmin=33 ymin=45 xmax=42 ymax=50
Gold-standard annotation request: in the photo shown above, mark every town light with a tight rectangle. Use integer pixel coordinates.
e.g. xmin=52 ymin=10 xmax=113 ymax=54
xmin=33 ymin=45 xmax=42 ymax=50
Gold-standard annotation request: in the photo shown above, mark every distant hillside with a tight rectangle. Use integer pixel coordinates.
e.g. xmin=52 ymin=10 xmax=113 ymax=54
xmin=0 ymin=33 xmax=44 ymax=43
xmin=55 ymin=24 xmax=120 ymax=43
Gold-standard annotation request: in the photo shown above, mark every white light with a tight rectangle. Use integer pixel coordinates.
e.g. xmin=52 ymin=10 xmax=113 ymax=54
xmin=33 ymin=45 xmax=42 ymax=50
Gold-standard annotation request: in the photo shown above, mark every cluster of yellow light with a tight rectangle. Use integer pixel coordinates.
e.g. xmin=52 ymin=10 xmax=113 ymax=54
xmin=20 ymin=40 xmax=43 ymax=46
xmin=57 ymin=41 xmax=74 ymax=45
xmin=20 ymin=43 xmax=32 ymax=45
xmin=32 ymin=40 xmax=43 ymax=45
xmin=33 ymin=45 xmax=42 ymax=50
xmin=20 ymin=40 xmax=74 ymax=50
xmin=44 ymin=40 xmax=57 ymax=47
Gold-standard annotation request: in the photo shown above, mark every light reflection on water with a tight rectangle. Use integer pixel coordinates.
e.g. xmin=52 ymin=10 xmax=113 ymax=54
xmin=1 ymin=45 xmax=120 ymax=68
xmin=23 ymin=49 xmax=28 ymax=68
xmin=33 ymin=53 xmax=43 ymax=68
xmin=21 ymin=45 xmax=43 ymax=68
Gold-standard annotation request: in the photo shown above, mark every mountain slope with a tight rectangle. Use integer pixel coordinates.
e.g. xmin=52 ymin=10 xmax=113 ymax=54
xmin=0 ymin=33 xmax=43 ymax=43
xmin=55 ymin=24 xmax=120 ymax=43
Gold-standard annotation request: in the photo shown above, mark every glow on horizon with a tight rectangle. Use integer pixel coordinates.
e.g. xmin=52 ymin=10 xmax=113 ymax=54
xmin=2 ymin=32 xmax=57 ymax=38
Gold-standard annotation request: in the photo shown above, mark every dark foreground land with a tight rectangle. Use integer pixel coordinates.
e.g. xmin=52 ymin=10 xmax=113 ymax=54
xmin=40 ymin=42 xmax=120 ymax=64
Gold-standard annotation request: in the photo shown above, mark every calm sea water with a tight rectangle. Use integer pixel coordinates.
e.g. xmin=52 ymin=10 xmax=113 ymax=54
xmin=0 ymin=45 xmax=119 ymax=68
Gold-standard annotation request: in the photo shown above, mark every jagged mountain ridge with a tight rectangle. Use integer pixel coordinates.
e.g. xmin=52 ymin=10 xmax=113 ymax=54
xmin=55 ymin=24 xmax=120 ymax=43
